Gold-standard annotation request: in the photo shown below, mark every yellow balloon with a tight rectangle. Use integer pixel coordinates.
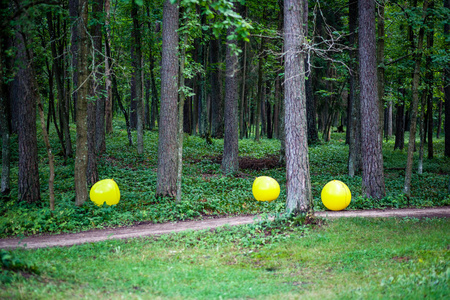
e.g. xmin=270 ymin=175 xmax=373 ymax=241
xmin=252 ymin=176 xmax=280 ymax=202
xmin=90 ymin=179 xmax=120 ymax=206
xmin=321 ymin=180 xmax=351 ymax=211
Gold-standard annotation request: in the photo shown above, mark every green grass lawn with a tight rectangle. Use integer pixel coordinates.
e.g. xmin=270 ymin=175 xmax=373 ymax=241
xmin=1 ymin=217 xmax=449 ymax=299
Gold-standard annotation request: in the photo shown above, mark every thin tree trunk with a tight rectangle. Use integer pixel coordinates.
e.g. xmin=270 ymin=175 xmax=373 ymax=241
xmin=0 ymin=28 xmax=10 ymax=195
xmin=239 ymin=40 xmax=247 ymax=139
xmin=444 ymin=0 xmax=450 ymax=157
xmin=94 ymin=0 xmax=106 ymax=155
xmin=112 ymin=74 xmax=133 ymax=146
xmin=426 ymin=27 xmax=434 ymax=159
xmin=75 ymin=0 xmax=90 ymax=206
xmin=255 ymin=36 xmax=265 ymax=142
xmin=132 ymin=0 xmax=144 ymax=154
xmin=394 ymin=96 xmax=405 ymax=150
xmin=104 ymin=0 xmax=113 ymax=134
xmin=377 ymin=1 xmax=385 ymax=138
xmin=176 ymin=34 xmax=187 ymax=202
xmin=359 ymin=0 xmax=386 ymax=199
xmin=210 ymin=38 xmax=223 ymax=138
xmin=69 ymin=0 xmax=79 ymax=123
xmin=404 ymin=1 xmax=428 ymax=198
xmin=284 ymin=0 xmax=312 ymax=214
xmin=437 ymin=99 xmax=442 ymax=139
xmin=156 ymin=0 xmax=179 ymax=197
xmin=418 ymin=92 xmax=426 ymax=174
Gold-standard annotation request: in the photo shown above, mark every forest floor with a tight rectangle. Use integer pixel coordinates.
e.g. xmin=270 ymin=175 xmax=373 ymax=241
xmin=1 ymin=206 xmax=449 ymax=250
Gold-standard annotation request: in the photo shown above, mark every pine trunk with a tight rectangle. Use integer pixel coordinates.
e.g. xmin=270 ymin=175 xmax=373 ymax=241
xmin=156 ymin=0 xmax=179 ymax=197
xmin=359 ymin=0 xmax=386 ymax=199
xmin=284 ymin=0 xmax=312 ymax=214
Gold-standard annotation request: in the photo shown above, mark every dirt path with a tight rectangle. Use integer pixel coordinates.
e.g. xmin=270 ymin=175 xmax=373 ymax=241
xmin=1 ymin=207 xmax=449 ymax=250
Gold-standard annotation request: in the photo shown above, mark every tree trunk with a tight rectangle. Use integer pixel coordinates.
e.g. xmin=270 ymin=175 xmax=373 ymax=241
xmin=255 ymin=36 xmax=265 ymax=142
xmin=15 ymin=31 xmax=41 ymax=204
xmin=437 ymin=99 xmax=442 ymax=139
xmin=104 ymin=0 xmax=113 ymax=134
xmin=0 ymin=28 xmax=10 ymax=196
xmin=69 ymin=0 xmax=79 ymax=123
xmin=112 ymin=74 xmax=133 ymax=146
xmin=156 ymin=0 xmax=179 ymax=197
xmin=222 ymin=27 xmax=239 ymax=175
xmin=284 ymin=0 xmax=312 ymax=214
xmin=426 ymin=28 xmax=434 ymax=159
xmin=75 ymin=0 xmax=90 ymax=206
xmin=239 ymin=40 xmax=247 ymax=140
xmin=394 ymin=98 xmax=405 ymax=150
xmin=404 ymin=1 xmax=428 ymax=198
xmin=359 ymin=0 xmax=386 ymax=199
xmin=176 ymin=34 xmax=187 ymax=202
xmin=132 ymin=0 xmax=144 ymax=154
xmin=377 ymin=1 xmax=385 ymax=139
xmin=444 ymin=0 xmax=450 ymax=157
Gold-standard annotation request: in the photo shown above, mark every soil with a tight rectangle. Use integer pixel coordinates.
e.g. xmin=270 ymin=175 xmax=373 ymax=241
xmin=1 ymin=207 xmax=448 ymax=250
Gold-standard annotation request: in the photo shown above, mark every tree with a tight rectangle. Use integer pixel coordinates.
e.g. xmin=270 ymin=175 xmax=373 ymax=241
xmin=74 ymin=0 xmax=90 ymax=206
xmin=132 ymin=0 xmax=144 ymax=155
xmin=445 ymin=0 xmax=450 ymax=157
xmin=15 ymin=31 xmax=41 ymax=204
xmin=359 ymin=0 xmax=386 ymax=199
xmin=222 ymin=25 xmax=239 ymax=175
xmin=156 ymin=0 xmax=179 ymax=197
xmin=404 ymin=0 xmax=429 ymax=198
xmin=284 ymin=0 xmax=312 ymax=214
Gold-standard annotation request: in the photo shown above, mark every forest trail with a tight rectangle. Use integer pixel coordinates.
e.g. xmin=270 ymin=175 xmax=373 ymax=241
xmin=1 ymin=207 xmax=449 ymax=250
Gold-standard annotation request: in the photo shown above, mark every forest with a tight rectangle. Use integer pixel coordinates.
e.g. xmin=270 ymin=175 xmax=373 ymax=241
xmin=0 ymin=0 xmax=449 ymax=225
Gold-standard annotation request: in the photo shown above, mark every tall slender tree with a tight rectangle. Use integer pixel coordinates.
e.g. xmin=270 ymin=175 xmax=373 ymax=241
xmin=15 ymin=30 xmax=41 ymax=204
xmin=156 ymin=0 xmax=179 ymax=197
xmin=359 ymin=0 xmax=385 ymax=199
xmin=284 ymin=0 xmax=312 ymax=214
xmin=74 ymin=0 xmax=90 ymax=206
xmin=444 ymin=0 xmax=450 ymax=157
xmin=132 ymin=0 xmax=144 ymax=154
xmin=222 ymin=26 xmax=239 ymax=175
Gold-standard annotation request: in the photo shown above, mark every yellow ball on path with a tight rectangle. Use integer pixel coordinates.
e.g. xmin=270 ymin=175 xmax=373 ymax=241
xmin=321 ymin=180 xmax=351 ymax=211
xmin=90 ymin=179 xmax=120 ymax=206
xmin=252 ymin=176 xmax=280 ymax=202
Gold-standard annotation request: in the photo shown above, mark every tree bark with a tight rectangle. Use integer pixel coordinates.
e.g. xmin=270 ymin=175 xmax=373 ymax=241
xmin=359 ymin=0 xmax=386 ymax=199
xmin=176 ymin=34 xmax=187 ymax=202
xmin=75 ymin=0 xmax=90 ymax=206
xmin=222 ymin=27 xmax=239 ymax=175
xmin=0 ymin=17 xmax=10 ymax=196
xmin=156 ymin=0 xmax=179 ymax=197
xmin=284 ymin=0 xmax=312 ymax=215
xmin=15 ymin=31 xmax=41 ymax=204
xmin=404 ymin=1 xmax=428 ymax=199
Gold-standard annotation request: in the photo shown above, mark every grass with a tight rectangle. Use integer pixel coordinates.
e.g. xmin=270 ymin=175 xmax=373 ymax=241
xmin=0 ymin=121 xmax=449 ymax=237
xmin=1 ymin=217 xmax=448 ymax=299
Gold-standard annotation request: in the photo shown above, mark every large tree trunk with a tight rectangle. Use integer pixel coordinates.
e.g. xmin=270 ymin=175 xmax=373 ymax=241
xmin=74 ymin=0 xmax=90 ymax=206
xmin=348 ymin=0 xmax=361 ymax=177
xmin=15 ymin=31 xmax=41 ymax=204
xmin=359 ymin=0 xmax=386 ymax=199
xmin=404 ymin=1 xmax=428 ymax=199
xmin=132 ymin=0 xmax=144 ymax=154
xmin=222 ymin=27 xmax=239 ymax=175
xmin=284 ymin=0 xmax=312 ymax=214
xmin=156 ymin=0 xmax=179 ymax=197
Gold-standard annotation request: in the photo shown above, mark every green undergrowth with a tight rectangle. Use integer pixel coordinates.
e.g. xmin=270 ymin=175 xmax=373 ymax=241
xmin=0 ymin=124 xmax=449 ymax=237
xmin=1 ymin=218 xmax=448 ymax=299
